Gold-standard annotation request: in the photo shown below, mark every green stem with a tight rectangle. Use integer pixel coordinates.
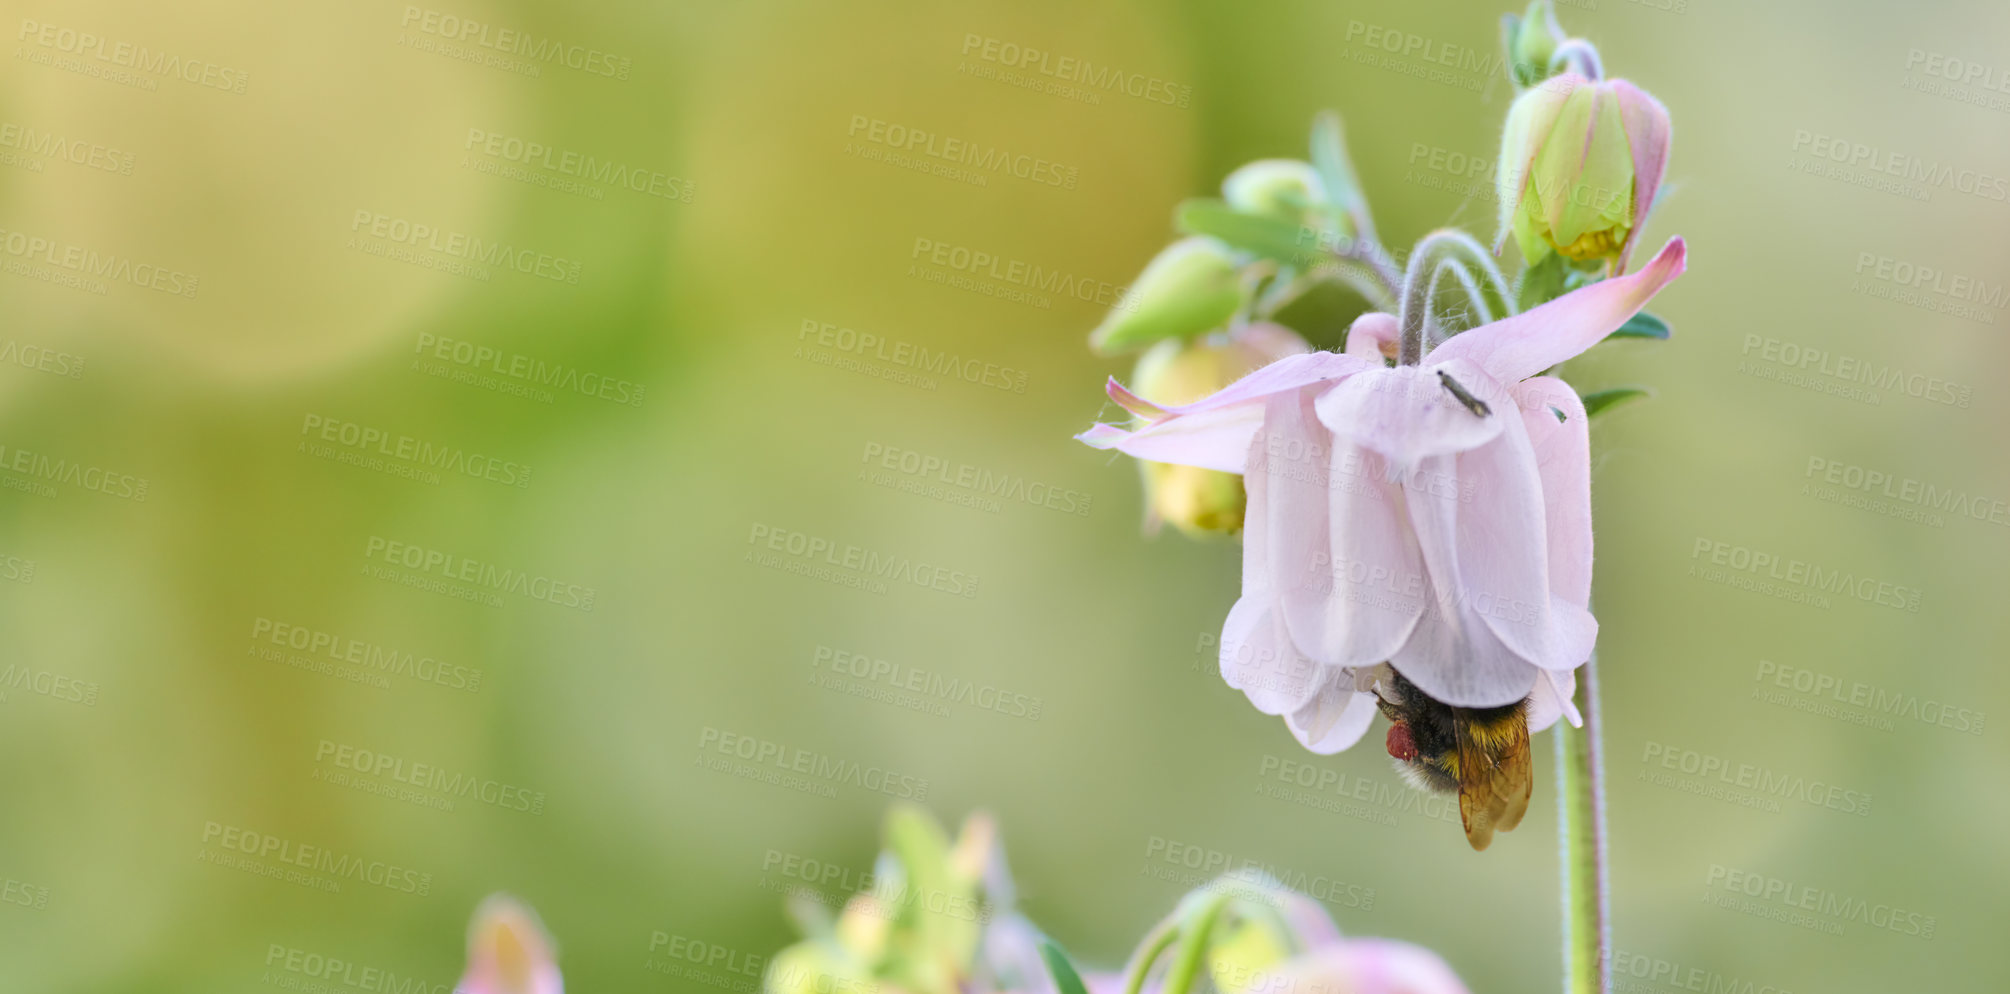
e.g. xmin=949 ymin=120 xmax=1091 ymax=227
xmin=1120 ymin=915 xmax=1182 ymax=994
xmin=1557 ymin=653 xmax=1610 ymax=994
xmin=1396 ymin=230 xmax=1514 ymax=365
xmin=1160 ymin=892 xmax=1231 ymax=994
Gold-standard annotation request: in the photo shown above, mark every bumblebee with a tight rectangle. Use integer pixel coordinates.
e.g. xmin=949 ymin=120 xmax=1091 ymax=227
xmin=1374 ymin=669 xmax=1532 ymax=851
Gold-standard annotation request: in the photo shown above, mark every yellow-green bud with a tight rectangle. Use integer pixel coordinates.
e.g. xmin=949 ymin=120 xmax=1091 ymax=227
xmin=1131 ymin=325 xmax=1309 ymax=537
xmin=1496 ymin=73 xmax=1670 ymax=271
xmin=1222 ymin=159 xmax=1354 ymax=248
xmin=1089 ymin=237 xmax=1246 ymax=355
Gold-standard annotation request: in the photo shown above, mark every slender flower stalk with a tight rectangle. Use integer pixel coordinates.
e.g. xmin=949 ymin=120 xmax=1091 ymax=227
xmin=1397 ymin=230 xmax=1515 ymax=365
xmin=1557 ymin=653 xmax=1610 ymax=994
xmin=1548 ymin=39 xmax=1604 ymax=80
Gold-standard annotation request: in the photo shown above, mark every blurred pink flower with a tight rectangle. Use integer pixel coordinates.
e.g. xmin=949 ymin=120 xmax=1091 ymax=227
xmin=1080 ymin=239 xmax=1685 ymax=748
xmin=1259 ymin=940 xmax=1473 ymax=994
xmin=457 ymin=894 xmax=562 ymax=994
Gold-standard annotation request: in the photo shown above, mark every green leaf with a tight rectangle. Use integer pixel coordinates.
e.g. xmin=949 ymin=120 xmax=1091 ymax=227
xmin=1175 ymin=200 xmax=1316 ymax=266
xmin=1516 ymin=250 xmax=1569 ymax=313
xmin=1581 ymin=387 xmax=1650 ymax=417
xmin=1040 ymin=942 xmax=1092 ymax=994
xmin=1309 ymin=112 xmax=1367 ymax=220
xmin=1605 ymin=311 xmax=1671 ymax=341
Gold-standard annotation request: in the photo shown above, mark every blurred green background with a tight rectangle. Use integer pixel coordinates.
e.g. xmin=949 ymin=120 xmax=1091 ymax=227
xmin=2 ymin=0 xmax=2007 ymax=991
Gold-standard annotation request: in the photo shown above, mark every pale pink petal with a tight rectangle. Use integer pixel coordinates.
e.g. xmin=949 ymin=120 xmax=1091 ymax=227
xmin=1610 ymin=80 xmax=1671 ymax=275
xmin=1345 ymin=312 xmax=1399 ymax=361
xmin=1526 ymin=668 xmax=1582 ymax=732
xmin=1272 ymin=940 xmax=1472 ymax=994
xmin=1513 ymin=376 xmax=1592 ymax=607
xmin=1389 ymin=451 xmax=1542 ymax=708
xmin=1313 ymin=361 xmax=1508 ymax=479
xmin=1291 ymin=441 xmax=1426 ymax=670
xmin=1220 ymin=596 xmax=1324 ymax=716
xmin=1248 ymin=389 xmax=1339 ymax=661
xmin=1077 ymin=351 xmax=1375 ymax=473
xmin=459 ymin=895 xmax=563 ymax=994
xmin=1424 ymin=237 xmax=1686 ymax=384
xmin=1284 ymin=681 xmax=1380 ymax=755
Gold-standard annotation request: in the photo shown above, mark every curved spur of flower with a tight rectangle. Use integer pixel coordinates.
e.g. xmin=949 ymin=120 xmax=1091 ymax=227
xmin=1078 ymin=239 xmax=1685 ymax=731
xmin=458 ymin=894 xmax=563 ymax=994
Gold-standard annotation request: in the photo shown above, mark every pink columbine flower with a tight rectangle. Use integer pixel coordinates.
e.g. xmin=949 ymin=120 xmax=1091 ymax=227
xmin=457 ymin=894 xmax=563 ymax=994
xmin=1080 ymin=239 xmax=1686 ymax=752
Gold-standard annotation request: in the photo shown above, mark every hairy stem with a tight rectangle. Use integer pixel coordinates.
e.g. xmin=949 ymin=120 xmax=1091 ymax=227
xmin=1397 ymin=230 xmax=1514 ymax=365
xmin=1549 ymin=39 xmax=1604 ymax=81
xmin=1557 ymin=653 xmax=1610 ymax=994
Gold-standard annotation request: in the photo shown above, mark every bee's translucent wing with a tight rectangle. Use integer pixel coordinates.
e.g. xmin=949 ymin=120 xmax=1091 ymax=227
xmin=1454 ymin=709 xmax=1533 ymax=851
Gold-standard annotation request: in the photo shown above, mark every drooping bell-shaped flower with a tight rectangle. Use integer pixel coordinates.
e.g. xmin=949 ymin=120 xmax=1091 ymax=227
xmin=1496 ymin=73 xmax=1670 ymax=272
xmin=1080 ymin=239 xmax=1686 ymax=751
xmin=457 ymin=895 xmax=563 ymax=994
xmin=1130 ymin=324 xmax=1310 ymax=537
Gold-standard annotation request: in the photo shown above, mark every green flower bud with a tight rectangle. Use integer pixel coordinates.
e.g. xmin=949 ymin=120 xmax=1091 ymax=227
xmin=1496 ymin=73 xmax=1671 ymax=271
xmin=1222 ymin=159 xmax=1355 ymax=250
xmin=1090 ymin=237 xmax=1247 ymax=355
xmin=1131 ymin=325 xmax=1309 ymax=537
xmin=1505 ymin=0 xmax=1565 ymax=86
